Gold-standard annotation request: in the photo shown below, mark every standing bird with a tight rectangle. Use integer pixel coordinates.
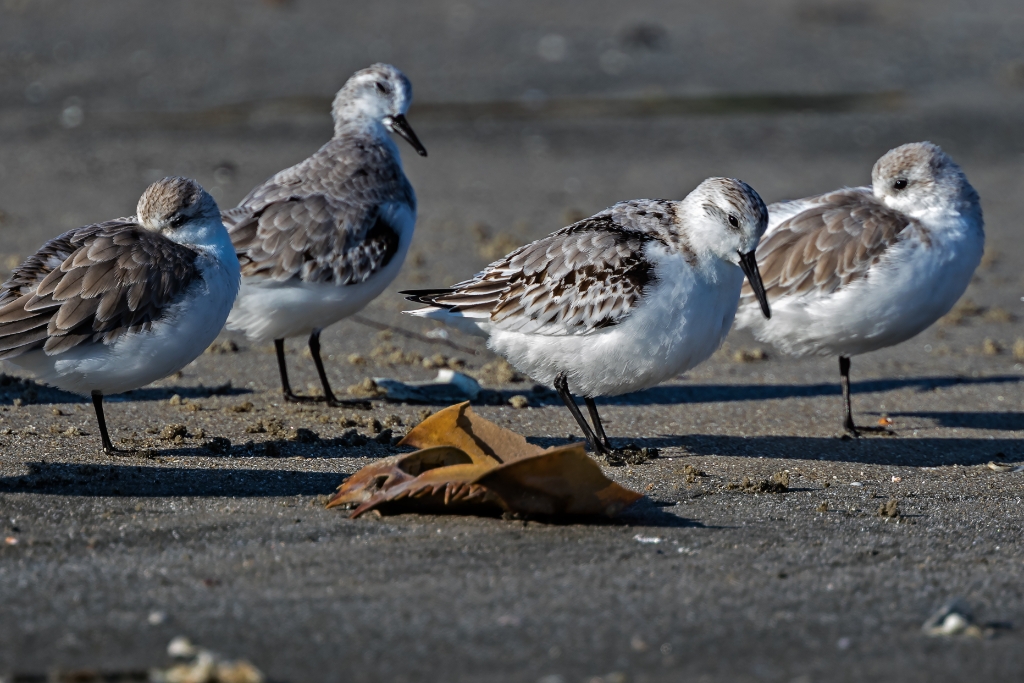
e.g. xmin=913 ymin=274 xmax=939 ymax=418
xmin=403 ymin=178 xmax=771 ymax=458
xmin=223 ymin=63 xmax=426 ymax=406
xmin=735 ymin=142 xmax=984 ymax=435
xmin=0 ymin=177 xmax=240 ymax=453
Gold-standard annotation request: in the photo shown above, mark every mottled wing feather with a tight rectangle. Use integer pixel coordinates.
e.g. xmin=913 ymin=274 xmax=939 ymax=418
xmin=225 ymin=134 xmax=414 ymax=286
xmin=0 ymin=221 xmax=201 ymax=359
xmin=743 ymin=189 xmax=921 ymax=302
xmin=407 ymin=211 xmax=663 ymax=336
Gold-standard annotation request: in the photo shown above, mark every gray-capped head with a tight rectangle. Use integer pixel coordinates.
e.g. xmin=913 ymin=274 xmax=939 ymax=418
xmin=137 ymin=176 xmax=220 ymax=234
xmin=332 ymin=63 xmax=426 ymax=156
xmin=871 ymin=142 xmax=978 ymax=217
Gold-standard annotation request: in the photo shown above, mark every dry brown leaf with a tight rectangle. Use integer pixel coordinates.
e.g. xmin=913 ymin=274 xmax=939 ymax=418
xmin=326 ymin=446 xmax=496 ymax=510
xmin=476 ymin=444 xmax=642 ymax=516
xmin=398 ymin=401 xmax=544 ymax=463
xmin=328 ymin=403 xmax=642 ymax=518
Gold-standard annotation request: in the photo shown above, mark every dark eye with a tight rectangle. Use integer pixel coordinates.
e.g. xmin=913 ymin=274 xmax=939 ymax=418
xmin=169 ymin=214 xmax=187 ymax=229
xmin=728 ymin=215 xmax=739 ymax=228
xmin=375 ymin=81 xmax=390 ymax=95
xmin=893 ymin=178 xmax=908 ymax=191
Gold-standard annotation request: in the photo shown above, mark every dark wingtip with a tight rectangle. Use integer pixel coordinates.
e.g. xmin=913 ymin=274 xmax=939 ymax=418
xmin=399 ymin=288 xmax=453 ymax=304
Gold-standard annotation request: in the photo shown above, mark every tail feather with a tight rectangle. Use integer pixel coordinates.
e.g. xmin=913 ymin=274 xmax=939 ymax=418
xmin=399 ymin=288 xmax=456 ymax=306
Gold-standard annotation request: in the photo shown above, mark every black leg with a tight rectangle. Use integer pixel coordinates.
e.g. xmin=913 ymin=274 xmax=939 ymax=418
xmin=584 ymin=397 xmax=614 ymax=451
xmin=308 ymin=329 xmax=370 ymax=408
xmin=308 ymin=330 xmax=337 ymax=401
xmin=276 ymin=338 xmax=318 ymax=403
xmin=553 ymin=373 xmax=608 ymax=455
xmin=839 ymin=355 xmax=859 ymax=436
xmin=91 ymin=391 xmax=121 ymax=454
xmin=275 ymin=339 xmax=298 ymax=401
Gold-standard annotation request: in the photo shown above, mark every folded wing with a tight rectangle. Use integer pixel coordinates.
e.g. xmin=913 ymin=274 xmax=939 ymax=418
xmin=742 ymin=188 xmax=921 ymax=303
xmin=405 ymin=214 xmax=662 ymax=336
xmin=224 ymin=135 xmax=415 ymax=287
xmin=0 ymin=221 xmax=201 ymax=359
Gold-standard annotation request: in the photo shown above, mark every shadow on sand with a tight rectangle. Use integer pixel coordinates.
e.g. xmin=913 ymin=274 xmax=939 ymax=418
xmin=0 ymin=375 xmax=251 ymax=406
xmin=0 ymin=374 xmax=1017 ymax=408
xmin=0 ymin=460 xmax=700 ymax=528
xmin=0 ymin=461 xmax=342 ymax=497
xmin=529 ymin=433 xmax=1020 ymax=468
xmin=887 ymin=411 xmax=1024 ymax=431
xmin=594 ymin=374 xmax=1022 ymax=406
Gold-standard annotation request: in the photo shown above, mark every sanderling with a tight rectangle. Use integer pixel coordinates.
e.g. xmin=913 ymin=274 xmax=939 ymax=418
xmin=735 ymin=141 xmax=984 ymax=435
xmin=223 ymin=63 xmax=426 ymax=406
xmin=403 ymin=178 xmax=771 ymax=457
xmin=0 ymin=177 xmax=240 ymax=453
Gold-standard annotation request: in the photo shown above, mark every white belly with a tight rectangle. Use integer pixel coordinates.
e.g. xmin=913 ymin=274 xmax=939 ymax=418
xmin=10 ymin=262 xmax=238 ymax=396
xmin=489 ymin=257 xmax=743 ymax=397
xmin=226 ymin=209 xmax=414 ymax=343
xmin=738 ymin=229 xmax=983 ymax=357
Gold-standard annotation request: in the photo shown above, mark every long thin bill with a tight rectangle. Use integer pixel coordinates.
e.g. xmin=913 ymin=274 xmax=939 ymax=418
xmin=387 ymin=114 xmax=428 ymax=157
xmin=738 ymin=250 xmax=771 ymax=319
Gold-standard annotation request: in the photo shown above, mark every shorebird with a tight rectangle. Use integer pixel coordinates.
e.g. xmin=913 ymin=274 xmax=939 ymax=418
xmin=735 ymin=141 xmax=984 ymax=435
xmin=0 ymin=177 xmax=240 ymax=453
xmin=223 ymin=63 xmax=426 ymax=406
xmin=403 ymin=178 xmax=771 ymax=457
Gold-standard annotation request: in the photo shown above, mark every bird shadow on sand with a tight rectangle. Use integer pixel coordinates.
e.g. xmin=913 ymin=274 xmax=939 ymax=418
xmin=0 ymin=374 xmax=251 ymax=406
xmin=0 ymin=461 xmax=343 ymax=497
xmin=119 ymin=384 xmax=252 ymax=401
xmin=668 ymin=434 xmax=1019 ymax=467
xmin=389 ymin=375 xmax=1022 ymax=409
xmin=0 ymin=460 xmax=701 ymax=528
xmin=2 ymin=374 xmax=1016 ymax=409
xmin=885 ymin=411 xmax=1024 ymax=431
xmin=592 ymin=374 xmax=1022 ymax=406
xmin=529 ymin=432 xmax=1020 ymax=468
xmin=151 ymin=438 xmax=402 ymax=460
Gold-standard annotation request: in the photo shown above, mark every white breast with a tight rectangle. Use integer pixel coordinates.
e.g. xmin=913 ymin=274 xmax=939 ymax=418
xmin=11 ymin=255 xmax=240 ymax=396
xmin=739 ymin=217 xmax=983 ymax=357
xmin=487 ymin=245 xmax=743 ymax=397
xmin=226 ymin=202 xmax=415 ymax=342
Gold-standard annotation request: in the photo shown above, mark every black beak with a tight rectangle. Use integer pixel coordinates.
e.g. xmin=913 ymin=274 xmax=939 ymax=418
xmin=386 ymin=114 xmax=427 ymax=157
xmin=738 ymin=250 xmax=771 ymax=319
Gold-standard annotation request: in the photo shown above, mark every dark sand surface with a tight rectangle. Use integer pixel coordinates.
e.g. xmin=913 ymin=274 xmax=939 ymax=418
xmin=1 ymin=2 xmax=1023 ymax=681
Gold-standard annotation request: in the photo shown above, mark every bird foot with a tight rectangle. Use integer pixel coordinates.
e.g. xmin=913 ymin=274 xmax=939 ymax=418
xmin=602 ymin=443 xmax=659 ymax=467
xmin=283 ymin=391 xmax=325 ymax=404
xmin=102 ymin=444 xmax=136 ymax=457
xmin=325 ymin=397 xmax=373 ymax=410
xmin=840 ymin=424 xmax=895 ymax=439
xmin=857 ymin=425 xmax=897 ymax=436
xmin=284 ymin=391 xmax=373 ymax=409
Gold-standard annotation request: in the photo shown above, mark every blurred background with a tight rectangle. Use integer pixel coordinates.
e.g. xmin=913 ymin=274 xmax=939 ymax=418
xmin=2 ymin=0 xmax=1024 ymax=310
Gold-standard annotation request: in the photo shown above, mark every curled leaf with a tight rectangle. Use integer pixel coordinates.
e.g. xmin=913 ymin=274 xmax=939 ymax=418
xmin=326 ymin=446 xmax=498 ymax=514
xmin=328 ymin=403 xmax=642 ymax=518
xmin=476 ymin=444 xmax=642 ymax=516
xmin=398 ymin=401 xmax=543 ymax=462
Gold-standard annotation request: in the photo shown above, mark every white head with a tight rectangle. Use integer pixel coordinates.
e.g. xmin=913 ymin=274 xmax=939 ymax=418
xmin=681 ymin=177 xmax=771 ymax=317
xmin=136 ymin=176 xmax=226 ymax=248
xmin=331 ymin=63 xmax=427 ymax=156
xmin=682 ymin=177 xmax=768 ymax=258
xmin=871 ymin=141 xmax=979 ymax=218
